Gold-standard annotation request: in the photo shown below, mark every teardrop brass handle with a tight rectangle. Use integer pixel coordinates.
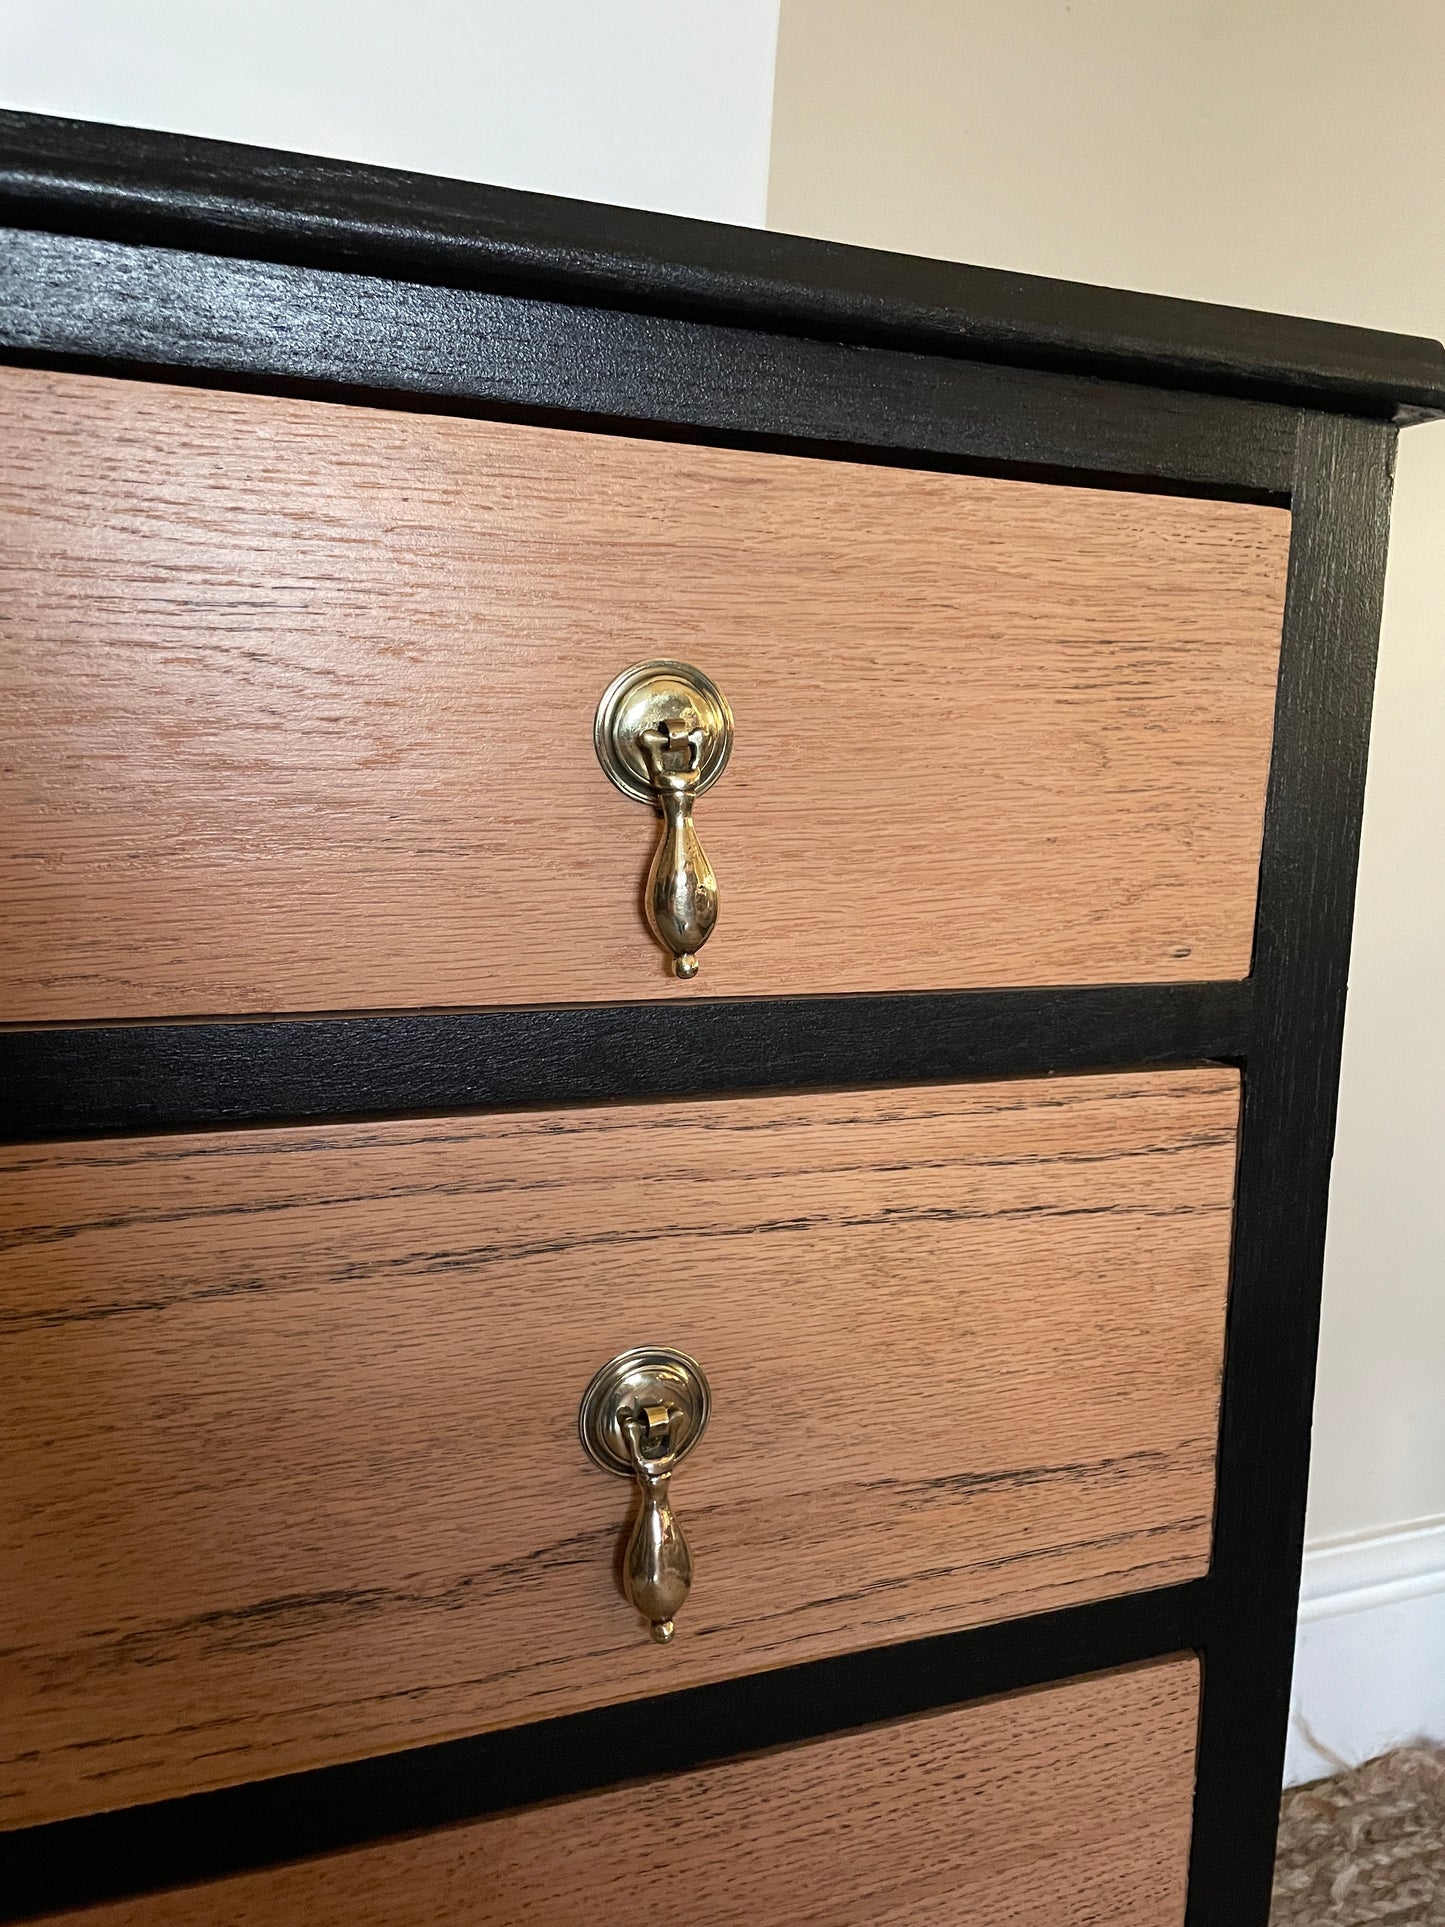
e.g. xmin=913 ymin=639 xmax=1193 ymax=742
xmin=618 ymin=1406 xmax=692 ymax=1643
xmin=578 ymin=1347 xmax=711 ymax=1644
xmin=594 ymin=662 xmax=733 ymax=979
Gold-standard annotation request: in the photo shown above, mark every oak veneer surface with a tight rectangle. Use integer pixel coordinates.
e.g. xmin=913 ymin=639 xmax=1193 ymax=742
xmin=0 ymin=363 xmax=1289 ymax=1021
xmin=49 ymin=1659 xmax=1201 ymax=1927
xmin=0 ymin=1071 xmax=1236 ymax=1825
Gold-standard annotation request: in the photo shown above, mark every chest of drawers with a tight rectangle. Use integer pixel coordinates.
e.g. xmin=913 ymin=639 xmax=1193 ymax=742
xmin=2 ymin=107 xmax=1442 ymax=1926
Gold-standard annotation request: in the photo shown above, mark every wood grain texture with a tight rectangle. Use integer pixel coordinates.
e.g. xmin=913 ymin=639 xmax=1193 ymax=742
xmin=0 ymin=1070 xmax=1236 ymax=1826
xmin=0 ymin=363 xmax=1289 ymax=1021
xmin=43 ymin=1658 xmax=1201 ymax=1927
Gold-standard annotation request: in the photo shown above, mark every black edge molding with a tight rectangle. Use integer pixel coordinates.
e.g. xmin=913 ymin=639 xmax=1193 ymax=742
xmin=1185 ymin=415 xmax=1397 ymax=1925
xmin=0 ymin=980 xmax=1253 ymax=1143
xmin=0 ymin=228 xmax=1297 ymax=497
xmin=0 ymin=1579 xmax=1207 ymax=1921
xmin=0 ymin=109 xmax=1443 ymax=421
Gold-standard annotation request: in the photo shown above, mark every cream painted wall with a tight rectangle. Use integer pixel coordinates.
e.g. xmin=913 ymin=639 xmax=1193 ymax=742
xmin=769 ymin=0 xmax=1445 ymax=1549
xmin=0 ymin=0 xmax=781 ymax=224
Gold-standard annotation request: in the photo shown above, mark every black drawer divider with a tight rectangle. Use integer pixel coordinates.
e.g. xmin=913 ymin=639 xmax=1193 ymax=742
xmin=0 ymin=1579 xmax=1208 ymax=1921
xmin=0 ymin=979 xmax=1252 ymax=1143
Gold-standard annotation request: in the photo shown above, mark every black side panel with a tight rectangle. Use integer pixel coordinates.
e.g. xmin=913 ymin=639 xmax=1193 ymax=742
xmin=1186 ymin=414 xmax=1396 ymax=1926
xmin=0 ymin=228 xmax=1295 ymax=494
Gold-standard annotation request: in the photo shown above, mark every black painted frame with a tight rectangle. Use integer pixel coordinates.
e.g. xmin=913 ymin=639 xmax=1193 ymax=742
xmin=1 ymin=982 xmax=1252 ymax=1142
xmin=3 ymin=1583 xmax=1206 ymax=1917
xmin=0 ymin=110 xmax=1416 ymax=1926
xmin=3 ymin=109 xmax=1445 ymax=418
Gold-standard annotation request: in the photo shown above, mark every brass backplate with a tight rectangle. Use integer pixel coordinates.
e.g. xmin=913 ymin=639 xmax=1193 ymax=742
xmin=577 ymin=1346 xmax=712 ymax=1478
xmin=593 ymin=660 xmax=734 ymax=806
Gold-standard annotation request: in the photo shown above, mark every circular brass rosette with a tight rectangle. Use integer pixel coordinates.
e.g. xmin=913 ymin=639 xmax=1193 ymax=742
xmin=577 ymin=1346 xmax=712 ymax=1477
xmin=593 ymin=659 xmax=734 ymax=806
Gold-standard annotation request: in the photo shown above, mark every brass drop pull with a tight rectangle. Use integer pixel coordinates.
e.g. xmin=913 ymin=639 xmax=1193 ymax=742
xmin=638 ymin=717 xmax=714 ymax=980
xmin=578 ymin=1347 xmax=712 ymax=1644
xmin=594 ymin=661 xmax=734 ymax=979
xmin=619 ymin=1404 xmax=691 ymax=1643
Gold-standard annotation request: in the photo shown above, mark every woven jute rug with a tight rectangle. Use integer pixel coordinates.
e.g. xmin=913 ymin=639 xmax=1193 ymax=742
xmin=1273 ymin=1745 xmax=1445 ymax=1923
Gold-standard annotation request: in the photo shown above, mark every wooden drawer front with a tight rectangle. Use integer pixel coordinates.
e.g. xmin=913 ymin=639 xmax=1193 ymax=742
xmin=1 ymin=1070 xmax=1234 ymax=1826
xmin=45 ymin=1659 xmax=1201 ymax=1926
xmin=0 ymin=364 xmax=1288 ymax=1022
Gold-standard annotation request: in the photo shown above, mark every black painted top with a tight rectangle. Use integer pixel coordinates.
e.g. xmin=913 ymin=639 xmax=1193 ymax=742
xmin=1 ymin=107 xmax=1443 ymax=423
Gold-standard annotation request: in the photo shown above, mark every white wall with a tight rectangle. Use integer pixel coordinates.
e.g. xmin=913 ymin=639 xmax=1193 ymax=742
xmin=769 ymin=0 xmax=1445 ymax=1778
xmin=0 ymin=0 xmax=781 ymax=224
xmin=1287 ymin=1519 xmax=1445 ymax=1782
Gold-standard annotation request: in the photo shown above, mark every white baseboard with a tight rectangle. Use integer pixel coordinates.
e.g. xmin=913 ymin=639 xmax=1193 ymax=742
xmin=1286 ymin=1514 xmax=1445 ymax=1785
